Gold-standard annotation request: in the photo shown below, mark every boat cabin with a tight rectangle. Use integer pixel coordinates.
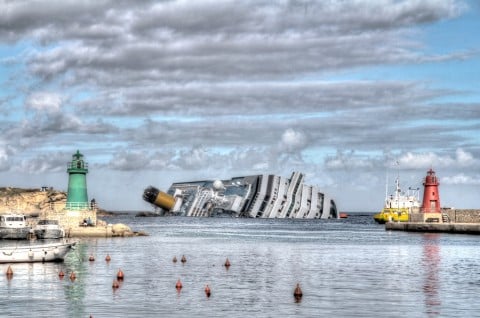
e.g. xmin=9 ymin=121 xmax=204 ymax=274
xmin=0 ymin=214 xmax=27 ymax=228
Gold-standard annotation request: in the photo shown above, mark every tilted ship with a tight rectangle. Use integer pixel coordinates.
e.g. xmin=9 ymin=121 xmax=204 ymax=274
xmin=143 ymin=171 xmax=338 ymax=219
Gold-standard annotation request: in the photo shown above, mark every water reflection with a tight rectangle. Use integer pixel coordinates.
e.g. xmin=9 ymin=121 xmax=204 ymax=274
xmin=63 ymin=242 xmax=88 ymax=318
xmin=421 ymin=234 xmax=441 ymax=317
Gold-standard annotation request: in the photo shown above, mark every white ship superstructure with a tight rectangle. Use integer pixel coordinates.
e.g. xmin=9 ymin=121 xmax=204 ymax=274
xmin=144 ymin=171 xmax=338 ymax=219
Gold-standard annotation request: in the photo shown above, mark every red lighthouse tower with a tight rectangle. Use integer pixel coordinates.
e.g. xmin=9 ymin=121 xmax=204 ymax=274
xmin=421 ymin=168 xmax=441 ymax=213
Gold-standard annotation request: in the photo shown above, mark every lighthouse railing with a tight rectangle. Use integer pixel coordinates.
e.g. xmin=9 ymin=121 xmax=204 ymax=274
xmin=65 ymin=202 xmax=96 ymax=210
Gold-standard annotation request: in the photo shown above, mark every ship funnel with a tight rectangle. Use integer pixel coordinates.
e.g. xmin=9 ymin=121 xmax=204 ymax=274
xmin=143 ymin=186 xmax=175 ymax=211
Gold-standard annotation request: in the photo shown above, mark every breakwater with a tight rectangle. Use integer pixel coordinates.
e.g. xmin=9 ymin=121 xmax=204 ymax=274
xmin=386 ymin=209 xmax=480 ymax=235
xmin=386 ymin=222 xmax=480 ymax=234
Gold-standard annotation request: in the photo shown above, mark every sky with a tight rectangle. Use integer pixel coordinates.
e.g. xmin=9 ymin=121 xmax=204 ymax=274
xmin=0 ymin=0 xmax=479 ymax=212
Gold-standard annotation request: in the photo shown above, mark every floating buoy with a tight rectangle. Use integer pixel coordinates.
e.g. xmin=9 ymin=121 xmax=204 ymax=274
xmin=117 ymin=269 xmax=124 ymax=280
xmin=69 ymin=272 xmax=76 ymax=281
xmin=105 ymin=254 xmax=111 ymax=262
xmin=172 ymin=256 xmax=177 ymax=263
xmin=59 ymin=270 xmax=65 ymax=279
xmin=175 ymin=279 xmax=182 ymax=289
xmin=6 ymin=265 xmax=13 ymax=277
xmin=294 ymin=283 xmax=303 ymax=301
xmin=89 ymin=255 xmax=95 ymax=262
xmin=224 ymin=258 xmax=231 ymax=268
xmin=112 ymin=279 xmax=120 ymax=289
xmin=204 ymin=284 xmax=211 ymax=297
xmin=181 ymin=255 xmax=186 ymax=263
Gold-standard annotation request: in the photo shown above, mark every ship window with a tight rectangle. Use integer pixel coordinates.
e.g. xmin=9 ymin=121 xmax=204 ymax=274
xmin=432 ymin=192 xmax=435 ymax=196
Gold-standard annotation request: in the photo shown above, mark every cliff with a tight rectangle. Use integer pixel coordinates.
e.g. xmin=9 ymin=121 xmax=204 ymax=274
xmin=0 ymin=187 xmax=67 ymax=215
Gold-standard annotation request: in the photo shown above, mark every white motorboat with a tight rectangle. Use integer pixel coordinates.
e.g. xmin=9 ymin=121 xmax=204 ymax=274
xmin=0 ymin=240 xmax=76 ymax=263
xmin=0 ymin=214 xmax=32 ymax=240
xmin=34 ymin=219 xmax=65 ymax=239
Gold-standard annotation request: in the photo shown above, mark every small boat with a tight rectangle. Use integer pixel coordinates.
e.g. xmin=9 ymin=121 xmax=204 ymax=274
xmin=373 ymin=177 xmax=420 ymax=224
xmin=0 ymin=214 xmax=32 ymax=240
xmin=0 ymin=240 xmax=76 ymax=263
xmin=34 ymin=219 xmax=65 ymax=239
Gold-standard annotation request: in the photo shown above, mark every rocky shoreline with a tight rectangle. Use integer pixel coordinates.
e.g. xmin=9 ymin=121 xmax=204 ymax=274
xmin=0 ymin=187 xmax=145 ymax=238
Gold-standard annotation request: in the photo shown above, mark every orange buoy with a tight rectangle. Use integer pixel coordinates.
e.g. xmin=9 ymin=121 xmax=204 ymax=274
xmin=224 ymin=258 xmax=231 ymax=268
xmin=58 ymin=270 xmax=65 ymax=279
xmin=293 ymin=283 xmax=303 ymax=300
xmin=181 ymin=255 xmax=186 ymax=263
xmin=69 ymin=272 xmax=76 ymax=281
xmin=117 ymin=269 xmax=124 ymax=280
xmin=175 ymin=279 xmax=182 ymax=289
xmin=6 ymin=265 xmax=13 ymax=276
xmin=204 ymin=284 xmax=211 ymax=297
xmin=112 ymin=279 xmax=120 ymax=289
xmin=105 ymin=254 xmax=111 ymax=262
xmin=172 ymin=256 xmax=177 ymax=263
xmin=89 ymin=255 xmax=95 ymax=262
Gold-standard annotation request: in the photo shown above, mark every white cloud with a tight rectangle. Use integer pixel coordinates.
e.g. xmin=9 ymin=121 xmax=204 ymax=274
xmin=397 ymin=148 xmax=479 ymax=169
xmin=279 ymin=128 xmax=307 ymax=153
xmin=442 ymin=173 xmax=480 ymax=185
xmin=325 ymin=151 xmax=376 ymax=170
xmin=25 ymin=92 xmax=62 ymax=113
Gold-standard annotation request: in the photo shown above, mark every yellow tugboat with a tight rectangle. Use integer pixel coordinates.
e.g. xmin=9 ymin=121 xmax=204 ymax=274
xmin=373 ymin=177 xmax=420 ymax=224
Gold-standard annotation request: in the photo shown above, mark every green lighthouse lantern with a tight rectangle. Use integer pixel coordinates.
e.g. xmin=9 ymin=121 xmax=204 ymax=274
xmin=66 ymin=150 xmax=89 ymax=210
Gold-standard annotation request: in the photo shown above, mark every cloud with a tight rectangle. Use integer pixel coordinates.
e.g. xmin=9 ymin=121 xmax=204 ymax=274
xmin=397 ymin=148 xmax=479 ymax=169
xmin=0 ymin=140 xmax=13 ymax=171
xmin=325 ymin=150 xmax=377 ymax=170
xmin=442 ymin=173 xmax=480 ymax=185
xmin=0 ymin=0 xmax=478 ymax=211
xmin=279 ymin=128 xmax=307 ymax=153
xmin=25 ymin=91 xmax=62 ymax=113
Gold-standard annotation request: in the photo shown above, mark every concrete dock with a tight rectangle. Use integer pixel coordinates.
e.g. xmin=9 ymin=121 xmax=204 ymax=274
xmin=65 ymin=223 xmax=148 ymax=238
xmin=386 ymin=222 xmax=480 ymax=234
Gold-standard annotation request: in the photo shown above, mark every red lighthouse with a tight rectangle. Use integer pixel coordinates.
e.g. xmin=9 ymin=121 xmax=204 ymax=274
xmin=421 ymin=168 xmax=441 ymax=213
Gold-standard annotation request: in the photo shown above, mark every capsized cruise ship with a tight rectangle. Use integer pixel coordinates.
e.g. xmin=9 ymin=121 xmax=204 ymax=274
xmin=143 ymin=171 xmax=338 ymax=219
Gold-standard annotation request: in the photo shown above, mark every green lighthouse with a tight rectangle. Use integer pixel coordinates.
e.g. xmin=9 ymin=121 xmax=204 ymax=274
xmin=66 ymin=150 xmax=89 ymax=210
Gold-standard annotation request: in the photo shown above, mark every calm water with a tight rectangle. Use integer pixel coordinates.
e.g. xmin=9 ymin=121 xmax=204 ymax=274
xmin=1 ymin=214 xmax=480 ymax=317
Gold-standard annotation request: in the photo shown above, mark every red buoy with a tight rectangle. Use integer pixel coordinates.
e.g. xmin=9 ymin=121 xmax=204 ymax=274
xmin=89 ymin=255 xmax=95 ymax=262
xmin=112 ymin=279 xmax=120 ymax=289
xmin=69 ymin=272 xmax=76 ymax=281
xmin=6 ymin=265 xmax=13 ymax=277
xmin=117 ymin=269 xmax=124 ymax=280
xmin=181 ymin=255 xmax=187 ymax=263
xmin=176 ymin=279 xmax=183 ymax=289
xmin=224 ymin=258 xmax=231 ymax=268
xmin=172 ymin=256 xmax=177 ymax=263
xmin=58 ymin=270 xmax=65 ymax=279
xmin=294 ymin=283 xmax=303 ymax=299
xmin=204 ymin=284 xmax=211 ymax=297
xmin=105 ymin=254 xmax=111 ymax=262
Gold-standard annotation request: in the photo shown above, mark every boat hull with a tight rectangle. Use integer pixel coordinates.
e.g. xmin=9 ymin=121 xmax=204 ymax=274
xmin=373 ymin=209 xmax=409 ymax=224
xmin=0 ymin=241 xmax=76 ymax=263
xmin=0 ymin=227 xmax=31 ymax=240
xmin=34 ymin=229 xmax=65 ymax=239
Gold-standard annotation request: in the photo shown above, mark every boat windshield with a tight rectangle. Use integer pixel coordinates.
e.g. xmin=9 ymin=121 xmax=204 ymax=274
xmin=6 ymin=217 xmax=25 ymax=222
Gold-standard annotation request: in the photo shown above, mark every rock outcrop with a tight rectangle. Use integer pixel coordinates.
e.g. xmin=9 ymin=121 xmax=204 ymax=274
xmin=0 ymin=187 xmax=67 ymax=215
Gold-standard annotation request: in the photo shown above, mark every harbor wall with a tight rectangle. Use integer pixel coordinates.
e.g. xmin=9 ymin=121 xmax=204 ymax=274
xmin=442 ymin=209 xmax=480 ymax=223
xmin=386 ymin=222 xmax=480 ymax=234
xmin=409 ymin=209 xmax=480 ymax=223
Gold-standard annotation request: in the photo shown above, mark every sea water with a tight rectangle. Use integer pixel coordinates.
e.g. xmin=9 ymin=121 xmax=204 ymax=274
xmin=1 ymin=214 xmax=479 ymax=317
